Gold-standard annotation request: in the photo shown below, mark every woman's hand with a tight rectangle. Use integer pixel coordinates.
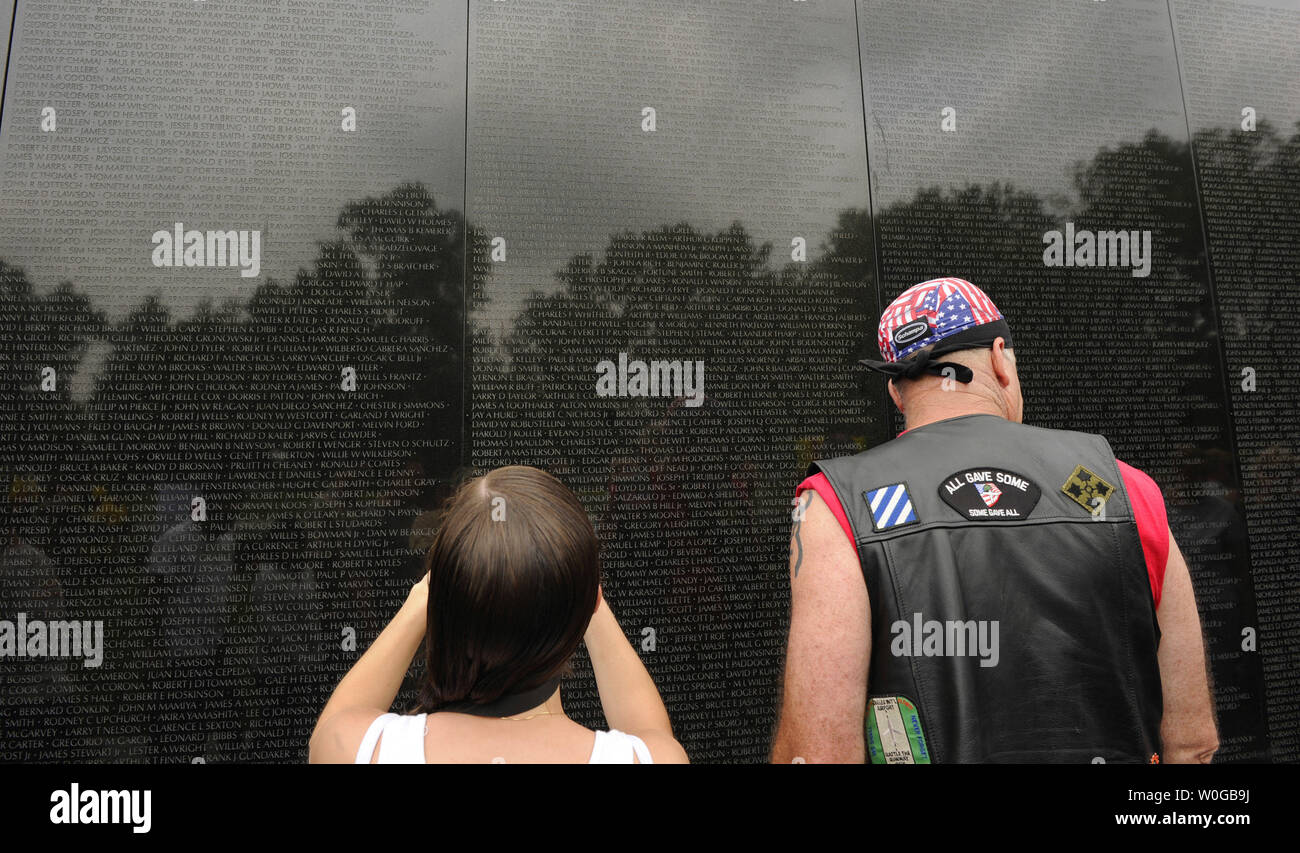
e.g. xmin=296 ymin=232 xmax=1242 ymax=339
xmin=405 ymin=571 xmax=430 ymax=611
xmin=584 ymin=592 xmax=613 ymax=644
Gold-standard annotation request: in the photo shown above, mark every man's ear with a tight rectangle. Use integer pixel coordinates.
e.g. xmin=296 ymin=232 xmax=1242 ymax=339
xmin=989 ymin=338 xmax=1014 ymax=387
xmin=887 ymin=379 xmax=904 ymax=412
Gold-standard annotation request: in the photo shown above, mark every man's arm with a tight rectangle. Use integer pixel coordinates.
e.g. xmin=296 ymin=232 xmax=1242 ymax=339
xmin=771 ymin=490 xmax=871 ymax=763
xmin=1155 ymin=532 xmax=1219 ymax=763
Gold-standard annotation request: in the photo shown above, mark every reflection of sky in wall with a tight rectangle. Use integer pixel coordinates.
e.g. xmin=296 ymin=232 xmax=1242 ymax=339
xmin=3 ymin=0 xmax=1296 ymax=328
xmin=468 ymin=0 xmax=871 ymax=328
xmin=1172 ymin=0 xmax=1300 ymax=131
xmin=0 ymin=0 xmax=466 ymax=322
xmin=859 ymin=0 xmax=1199 ymax=212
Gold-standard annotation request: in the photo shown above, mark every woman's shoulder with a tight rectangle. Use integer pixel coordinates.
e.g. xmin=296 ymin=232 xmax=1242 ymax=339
xmin=366 ymin=713 xmax=429 ymax=764
xmin=591 ymin=729 xmax=688 ymax=764
xmin=316 ymin=711 xmax=688 ymax=764
xmin=422 ymin=712 xmax=593 ymax=763
xmin=589 ymin=729 xmax=648 ymax=764
xmin=309 ymin=708 xmax=420 ymax=764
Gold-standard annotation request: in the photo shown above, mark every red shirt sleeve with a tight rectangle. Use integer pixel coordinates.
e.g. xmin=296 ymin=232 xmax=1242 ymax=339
xmin=796 ymin=472 xmax=855 ymax=546
xmin=798 ymin=459 xmax=1170 ymax=607
xmin=794 ymin=429 xmax=911 ymax=545
xmin=1115 ymin=459 xmax=1170 ymax=608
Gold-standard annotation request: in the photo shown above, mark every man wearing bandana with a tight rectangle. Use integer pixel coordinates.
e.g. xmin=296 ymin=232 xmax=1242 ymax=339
xmin=771 ymin=277 xmax=1219 ymax=764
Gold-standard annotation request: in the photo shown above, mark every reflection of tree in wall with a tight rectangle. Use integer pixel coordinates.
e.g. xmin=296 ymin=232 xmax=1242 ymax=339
xmin=471 ymin=216 xmax=880 ymax=758
xmin=476 ymin=121 xmax=1298 ymax=762
xmin=829 ymin=120 xmax=1293 ymax=763
xmin=1181 ymin=119 xmax=1300 ymax=762
xmin=0 ymin=121 xmax=1294 ymax=762
xmin=0 ymin=183 xmax=474 ymax=761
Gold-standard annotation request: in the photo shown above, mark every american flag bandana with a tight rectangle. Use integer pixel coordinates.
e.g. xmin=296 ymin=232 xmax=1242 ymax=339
xmin=876 ymin=277 xmax=1006 ymax=363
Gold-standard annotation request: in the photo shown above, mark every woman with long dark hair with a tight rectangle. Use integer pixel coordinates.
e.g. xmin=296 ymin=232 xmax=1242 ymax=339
xmin=309 ymin=466 xmax=686 ymax=763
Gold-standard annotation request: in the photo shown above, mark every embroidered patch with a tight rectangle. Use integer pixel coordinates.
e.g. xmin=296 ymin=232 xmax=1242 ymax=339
xmin=1061 ymin=464 xmax=1115 ymax=514
xmin=939 ymin=467 xmax=1041 ymax=521
xmin=865 ymin=482 xmax=919 ymax=531
xmin=866 ymin=695 xmax=932 ymax=765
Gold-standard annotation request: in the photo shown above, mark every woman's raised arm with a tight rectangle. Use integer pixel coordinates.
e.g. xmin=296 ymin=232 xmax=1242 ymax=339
xmin=308 ymin=574 xmax=428 ymax=763
xmin=584 ymin=595 xmax=687 ymax=763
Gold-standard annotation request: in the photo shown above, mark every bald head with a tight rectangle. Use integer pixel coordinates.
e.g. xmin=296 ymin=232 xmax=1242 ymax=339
xmin=886 ymin=337 xmax=1024 ymax=430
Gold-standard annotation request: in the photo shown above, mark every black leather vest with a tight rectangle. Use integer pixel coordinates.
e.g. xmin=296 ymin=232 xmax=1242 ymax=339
xmin=810 ymin=413 xmax=1163 ymax=763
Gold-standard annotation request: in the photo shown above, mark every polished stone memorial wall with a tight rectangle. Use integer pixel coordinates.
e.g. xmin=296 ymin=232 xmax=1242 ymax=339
xmin=0 ymin=0 xmax=1294 ymax=763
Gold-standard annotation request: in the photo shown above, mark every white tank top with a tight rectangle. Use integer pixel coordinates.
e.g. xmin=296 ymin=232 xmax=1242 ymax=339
xmin=353 ymin=713 xmax=654 ymax=764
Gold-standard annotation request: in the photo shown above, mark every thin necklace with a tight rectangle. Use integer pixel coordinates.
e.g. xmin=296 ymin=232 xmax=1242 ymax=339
xmin=423 ymin=706 xmax=559 ymax=735
xmin=501 ymin=705 xmax=559 ymax=721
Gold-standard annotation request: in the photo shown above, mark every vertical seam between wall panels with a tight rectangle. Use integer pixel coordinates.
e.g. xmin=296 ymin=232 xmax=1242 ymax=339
xmin=1166 ymin=0 xmax=1272 ymax=761
xmin=0 ymin=1 xmax=18 ymax=137
xmin=461 ymin=0 xmax=471 ymax=473
xmin=853 ymin=0 xmax=892 ymax=432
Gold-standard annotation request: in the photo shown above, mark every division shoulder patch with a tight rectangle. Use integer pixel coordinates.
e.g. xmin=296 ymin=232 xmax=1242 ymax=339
xmin=938 ymin=467 xmax=1041 ymax=520
xmin=1061 ymin=464 xmax=1116 ymax=514
xmin=864 ymin=482 xmax=919 ymax=531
